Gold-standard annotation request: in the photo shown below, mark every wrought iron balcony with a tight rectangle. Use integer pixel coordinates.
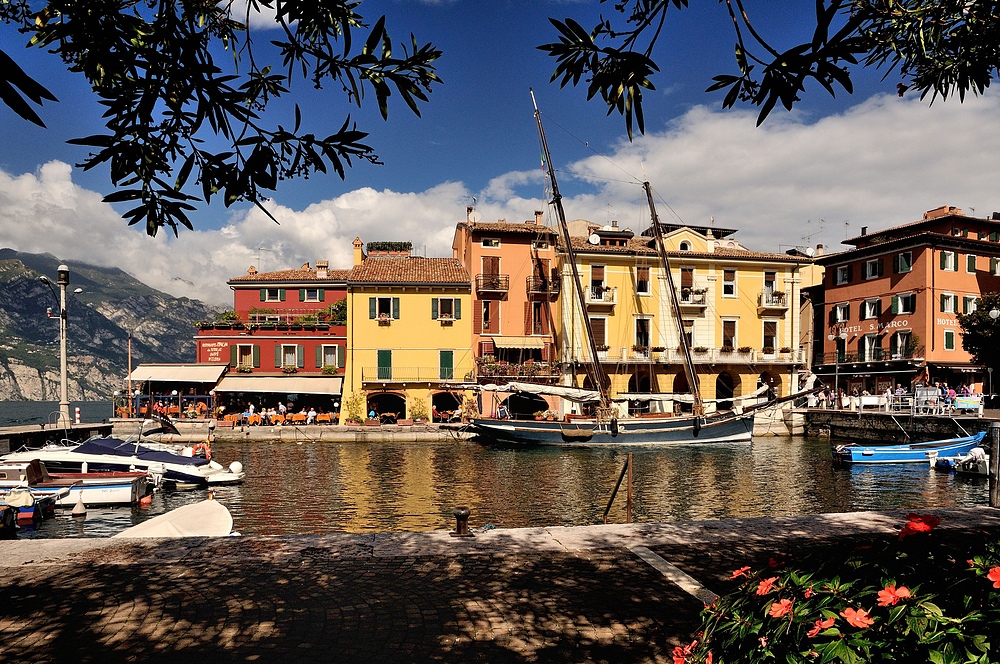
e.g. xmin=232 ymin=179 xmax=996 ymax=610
xmin=757 ymin=290 xmax=789 ymax=314
xmin=677 ymin=288 xmax=708 ymax=310
xmin=526 ymin=276 xmax=561 ymax=295
xmin=362 ymin=367 xmax=463 ymax=383
xmin=584 ymin=285 xmax=617 ymax=307
xmin=476 ymin=274 xmax=509 ymax=294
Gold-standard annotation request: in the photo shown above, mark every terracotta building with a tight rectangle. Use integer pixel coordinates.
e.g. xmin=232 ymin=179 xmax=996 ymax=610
xmin=813 ymin=205 xmax=1000 ymax=395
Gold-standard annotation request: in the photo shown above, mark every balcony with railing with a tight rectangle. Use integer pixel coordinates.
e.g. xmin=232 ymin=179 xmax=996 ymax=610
xmin=526 ymin=276 xmax=561 ymax=297
xmin=814 ymin=347 xmax=925 ymax=365
xmin=757 ymin=290 xmax=789 ymax=315
xmin=677 ymin=288 xmax=708 ymax=311
xmin=474 ymin=358 xmax=561 ymax=383
xmin=476 ymin=274 xmax=509 ymax=294
xmin=361 ymin=367 xmax=463 ymax=383
xmin=586 ymin=346 xmax=807 ymax=364
xmin=584 ymin=285 xmax=617 ymax=307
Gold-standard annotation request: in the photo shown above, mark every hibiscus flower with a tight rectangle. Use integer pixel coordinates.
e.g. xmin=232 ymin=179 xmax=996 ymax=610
xmin=987 ymin=567 xmax=1000 ymax=589
xmin=768 ymin=598 xmax=793 ymax=618
xmin=877 ymin=584 xmax=911 ymax=606
xmin=730 ymin=566 xmax=751 ymax=579
xmin=807 ymin=617 xmax=835 ymax=638
xmin=756 ymin=576 xmax=778 ymax=595
xmin=840 ymin=607 xmax=874 ymax=629
xmin=898 ymin=513 xmax=940 ymax=540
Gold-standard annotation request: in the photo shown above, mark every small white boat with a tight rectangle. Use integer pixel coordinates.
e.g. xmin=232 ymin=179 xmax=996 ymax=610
xmin=113 ymin=496 xmax=233 ymax=538
xmin=0 ymin=459 xmax=154 ymax=506
xmin=955 ymin=447 xmax=990 ymax=477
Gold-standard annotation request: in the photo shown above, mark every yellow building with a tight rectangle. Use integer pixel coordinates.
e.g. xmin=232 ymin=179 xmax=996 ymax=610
xmin=560 ymin=221 xmax=812 ymax=412
xmin=342 ymin=238 xmax=475 ymax=423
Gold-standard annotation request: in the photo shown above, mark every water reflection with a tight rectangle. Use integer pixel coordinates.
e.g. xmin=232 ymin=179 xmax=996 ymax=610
xmin=21 ymin=436 xmax=990 ymax=538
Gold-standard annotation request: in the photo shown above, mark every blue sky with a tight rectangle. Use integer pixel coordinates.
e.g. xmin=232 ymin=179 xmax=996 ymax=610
xmin=1 ymin=1 xmax=999 ymax=304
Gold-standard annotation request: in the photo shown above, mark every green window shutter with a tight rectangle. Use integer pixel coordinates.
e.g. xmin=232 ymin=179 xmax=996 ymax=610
xmin=296 ymin=345 xmax=304 ymax=368
xmin=962 ymin=297 xmax=969 ymax=314
xmin=260 ymin=288 xmax=267 ymax=301
xmin=968 ymin=254 xmax=977 ymax=272
xmin=992 ymin=232 xmax=999 ymax=242
xmin=439 ymin=350 xmax=454 ymax=380
xmin=318 ymin=288 xmax=325 ymax=301
xmin=316 ymin=346 xmax=323 ymax=368
xmin=892 ymin=255 xmax=899 ymax=273
xmin=377 ymin=350 xmax=392 ymax=380
xmin=336 ymin=345 xmax=344 ymax=369
xmin=275 ymin=346 xmax=282 ymax=368
xmin=369 ymin=297 xmax=376 ymax=319
xmin=940 ymin=294 xmax=947 ymax=311
xmin=875 ymin=299 xmax=882 ymax=317
xmin=299 ymin=289 xmax=306 ymax=302
xmin=392 ymin=297 xmax=400 ymax=319
xmin=431 ymin=297 xmax=439 ymax=320
xmin=845 ymin=265 xmax=852 ymax=282
xmin=891 ymin=296 xmax=898 ymax=314
xmin=454 ymin=299 xmax=461 ymax=320
xmin=230 ymin=345 xmax=238 ymax=367
xmin=279 ymin=289 xmax=286 ymax=301
xmin=252 ymin=345 xmax=261 ymax=368
xmin=940 ymin=252 xmax=946 ymax=270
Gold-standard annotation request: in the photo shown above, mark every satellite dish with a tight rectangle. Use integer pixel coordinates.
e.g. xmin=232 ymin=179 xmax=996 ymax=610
xmin=602 ymin=225 xmax=612 ymax=231
xmin=805 ymin=246 xmax=815 ymax=257
xmin=469 ymin=210 xmax=482 ymax=223
xmin=588 ymin=233 xmax=600 ymax=245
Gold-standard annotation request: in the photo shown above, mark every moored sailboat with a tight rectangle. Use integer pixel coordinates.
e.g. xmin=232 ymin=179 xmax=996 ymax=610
xmin=469 ymin=92 xmax=758 ymax=446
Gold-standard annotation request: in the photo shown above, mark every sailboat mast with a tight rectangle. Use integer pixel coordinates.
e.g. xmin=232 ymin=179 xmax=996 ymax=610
xmin=643 ymin=182 xmax=705 ymax=418
xmin=530 ymin=89 xmax=611 ymax=405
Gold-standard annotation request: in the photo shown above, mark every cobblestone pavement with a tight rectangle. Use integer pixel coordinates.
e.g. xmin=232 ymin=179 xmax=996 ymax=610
xmin=1 ymin=508 xmax=998 ymax=663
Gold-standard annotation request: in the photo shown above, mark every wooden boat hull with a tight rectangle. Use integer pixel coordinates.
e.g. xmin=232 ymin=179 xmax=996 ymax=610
xmin=833 ymin=431 xmax=986 ymax=464
xmin=471 ymin=411 xmax=755 ymax=445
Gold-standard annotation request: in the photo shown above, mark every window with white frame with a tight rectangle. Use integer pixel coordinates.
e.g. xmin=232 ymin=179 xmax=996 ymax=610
xmin=864 ymin=258 xmax=883 ymax=279
xmin=940 ymin=293 xmax=957 ymax=314
xmin=481 ymin=237 xmax=500 ymax=248
xmin=722 ymin=269 xmax=736 ymax=297
xmin=280 ymin=344 xmax=300 ymax=368
xmin=862 ymin=298 xmax=881 ymax=319
xmin=963 ymin=296 xmax=978 ymax=314
xmin=832 ymin=302 xmax=850 ymax=323
xmin=636 ymin=266 xmax=650 ymax=294
xmin=892 ymin=293 xmax=916 ymax=314
xmin=262 ymin=288 xmax=282 ymax=302
xmin=301 ymin=288 xmax=322 ymax=302
xmin=940 ymin=251 xmax=957 ymax=271
xmin=531 ymin=240 xmax=550 ymax=250
xmin=321 ymin=344 xmax=341 ymax=368
xmin=861 ymin=334 xmax=882 ymax=361
xmin=944 ymin=329 xmax=956 ymax=351
xmin=835 ymin=265 xmax=851 ymax=285
xmin=679 ymin=241 xmax=691 ymax=252
xmin=991 ymin=257 xmax=1000 ymax=276
xmin=891 ymin=331 xmax=911 ymax=358
xmin=237 ymin=344 xmax=255 ymax=367
xmin=894 ymin=252 xmax=912 ymax=273
xmin=722 ymin=319 xmax=737 ymax=348
xmin=432 ymin=297 xmax=460 ymax=320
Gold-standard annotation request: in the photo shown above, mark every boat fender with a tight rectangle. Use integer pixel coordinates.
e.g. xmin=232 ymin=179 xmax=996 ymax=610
xmin=610 ymin=417 xmax=619 ymax=437
xmin=229 ymin=461 xmax=244 ymax=475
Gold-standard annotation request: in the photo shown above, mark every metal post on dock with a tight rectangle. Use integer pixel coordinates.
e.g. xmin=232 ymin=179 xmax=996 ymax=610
xmin=626 ymin=452 xmax=633 ymax=524
xmin=990 ymin=422 xmax=1000 ymax=508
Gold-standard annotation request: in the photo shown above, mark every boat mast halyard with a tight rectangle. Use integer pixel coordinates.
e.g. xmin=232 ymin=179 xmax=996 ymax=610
xmin=530 ymin=89 xmax=612 ymax=409
xmin=643 ymin=182 xmax=705 ymax=422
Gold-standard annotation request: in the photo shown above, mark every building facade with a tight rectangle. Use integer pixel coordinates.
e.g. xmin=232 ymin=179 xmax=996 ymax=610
xmin=343 ymin=239 xmax=474 ymax=423
xmin=814 ymin=205 xmax=1000 ymax=394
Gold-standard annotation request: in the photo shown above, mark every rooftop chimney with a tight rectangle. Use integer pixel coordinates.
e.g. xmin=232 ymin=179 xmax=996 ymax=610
xmin=533 ymin=210 xmax=543 ymax=225
xmin=815 ymin=244 xmax=825 ymax=256
xmin=353 ymin=237 xmax=364 ymax=266
xmin=611 ymin=220 xmax=619 ymax=229
xmin=316 ymin=260 xmax=329 ymax=278
xmin=924 ymin=205 xmax=962 ymax=220
xmin=467 ymin=206 xmax=474 ymax=222
xmin=860 ymin=226 xmax=867 ymax=236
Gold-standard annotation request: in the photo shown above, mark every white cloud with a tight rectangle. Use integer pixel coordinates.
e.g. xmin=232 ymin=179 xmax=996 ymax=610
xmin=3 ymin=92 xmax=1000 ymax=306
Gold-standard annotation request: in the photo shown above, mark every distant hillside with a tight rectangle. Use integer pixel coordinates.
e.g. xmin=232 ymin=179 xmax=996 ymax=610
xmin=0 ymin=249 xmax=224 ymax=401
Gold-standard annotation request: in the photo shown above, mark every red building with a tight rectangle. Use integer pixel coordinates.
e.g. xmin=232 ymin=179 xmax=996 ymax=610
xmin=194 ymin=260 xmax=349 ymax=412
xmin=813 ymin=205 xmax=1000 ymax=395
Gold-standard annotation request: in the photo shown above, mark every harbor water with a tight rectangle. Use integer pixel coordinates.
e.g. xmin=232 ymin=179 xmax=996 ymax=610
xmin=13 ymin=435 xmax=991 ymax=539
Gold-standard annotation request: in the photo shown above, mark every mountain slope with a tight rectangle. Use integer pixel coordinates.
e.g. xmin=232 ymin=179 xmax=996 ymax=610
xmin=0 ymin=249 xmax=224 ymax=401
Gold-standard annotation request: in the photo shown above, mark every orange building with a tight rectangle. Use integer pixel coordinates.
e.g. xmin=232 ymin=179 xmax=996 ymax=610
xmin=814 ymin=205 xmax=1000 ymax=394
xmin=452 ymin=210 xmax=562 ymax=396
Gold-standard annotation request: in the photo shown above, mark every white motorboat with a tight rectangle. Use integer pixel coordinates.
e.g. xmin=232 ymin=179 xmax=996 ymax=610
xmin=3 ymin=437 xmax=245 ymax=488
xmin=0 ymin=459 xmax=154 ymax=506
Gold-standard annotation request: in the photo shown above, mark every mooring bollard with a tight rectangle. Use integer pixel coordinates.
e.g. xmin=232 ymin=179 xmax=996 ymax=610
xmin=990 ymin=422 xmax=1000 ymax=508
xmin=450 ymin=506 xmax=474 ymax=537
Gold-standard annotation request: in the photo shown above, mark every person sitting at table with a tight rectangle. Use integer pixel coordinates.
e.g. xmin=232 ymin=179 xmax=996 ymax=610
xmin=432 ymin=406 xmax=441 ymax=422
xmin=307 ymin=407 xmax=317 ymax=424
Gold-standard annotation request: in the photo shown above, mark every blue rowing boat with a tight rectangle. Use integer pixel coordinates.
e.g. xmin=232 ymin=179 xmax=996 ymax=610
xmin=833 ymin=431 xmax=986 ymax=465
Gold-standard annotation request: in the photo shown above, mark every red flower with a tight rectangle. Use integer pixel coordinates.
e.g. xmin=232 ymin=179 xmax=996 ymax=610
xmin=840 ymin=607 xmax=874 ymax=629
xmin=877 ymin=584 xmax=911 ymax=606
xmin=768 ymin=598 xmax=793 ymax=618
xmin=987 ymin=567 xmax=1000 ymax=589
xmin=756 ymin=576 xmax=778 ymax=595
xmin=803 ymin=585 xmax=814 ymax=598
xmin=898 ymin=513 xmax=940 ymax=540
xmin=671 ymin=645 xmax=686 ymax=664
xmin=807 ymin=617 xmax=835 ymax=638
xmin=730 ymin=566 xmax=751 ymax=579
xmin=705 ymin=653 xmax=712 ymax=664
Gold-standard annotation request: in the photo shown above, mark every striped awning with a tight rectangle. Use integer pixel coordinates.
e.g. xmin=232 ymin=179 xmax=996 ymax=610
xmin=128 ymin=364 xmax=229 ymax=383
xmin=213 ymin=375 xmax=343 ymax=395
xmin=490 ymin=336 xmax=546 ymax=349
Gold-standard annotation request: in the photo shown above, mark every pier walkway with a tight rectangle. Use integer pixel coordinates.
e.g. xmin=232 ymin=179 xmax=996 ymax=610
xmin=2 ymin=507 xmax=999 ymax=663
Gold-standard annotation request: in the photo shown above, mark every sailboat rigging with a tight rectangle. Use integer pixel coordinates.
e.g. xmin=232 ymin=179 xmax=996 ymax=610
xmin=466 ymin=91 xmax=757 ymax=445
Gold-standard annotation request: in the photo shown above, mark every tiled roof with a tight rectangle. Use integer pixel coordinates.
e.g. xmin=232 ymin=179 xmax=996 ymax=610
xmin=460 ymin=221 xmax=559 ymax=235
xmin=348 ymin=256 xmax=471 ymax=285
xmin=229 ymin=268 xmax=351 ymax=283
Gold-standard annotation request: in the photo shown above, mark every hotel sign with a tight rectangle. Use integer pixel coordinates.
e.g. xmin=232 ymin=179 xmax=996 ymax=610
xmin=831 ymin=318 xmax=911 ymax=335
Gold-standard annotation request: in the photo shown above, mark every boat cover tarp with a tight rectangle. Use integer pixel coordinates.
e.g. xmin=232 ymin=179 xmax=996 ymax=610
xmin=113 ymin=499 xmax=233 ymax=538
xmin=75 ymin=438 xmax=209 ymax=467
xmin=472 ymin=382 xmax=602 ymax=403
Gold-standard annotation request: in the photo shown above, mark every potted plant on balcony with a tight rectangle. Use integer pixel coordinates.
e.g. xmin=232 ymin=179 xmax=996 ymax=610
xmin=236 ymin=365 xmax=253 ymax=374
xmin=720 ymin=346 xmax=734 ymax=354
xmin=632 ymin=344 xmax=649 ymax=356
xmin=693 ymin=346 xmax=709 ymax=353
xmin=738 ymin=346 xmax=752 ymax=354
xmin=762 ymin=346 xmax=776 ymax=355
xmin=282 ymin=366 xmax=298 ymax=374
xmin=780 ymin=346 xmax=792 ymax=354
xmin=377 ymin=313 xmax=391 ymax=325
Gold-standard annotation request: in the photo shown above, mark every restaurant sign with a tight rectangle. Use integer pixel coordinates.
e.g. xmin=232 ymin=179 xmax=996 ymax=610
xmin=201 ymin=340 xmax=230 ymax=363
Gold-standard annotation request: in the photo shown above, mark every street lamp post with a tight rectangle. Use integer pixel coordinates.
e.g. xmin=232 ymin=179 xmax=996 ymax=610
xmin=827 ymin=330 xmax=849 ymax=408
xmin=39 ymin=264 xmax=79 ymax=428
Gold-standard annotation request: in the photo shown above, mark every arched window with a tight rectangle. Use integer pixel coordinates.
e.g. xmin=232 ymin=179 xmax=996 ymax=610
xmin=679 ymin=241 xmax=691 ymax=252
